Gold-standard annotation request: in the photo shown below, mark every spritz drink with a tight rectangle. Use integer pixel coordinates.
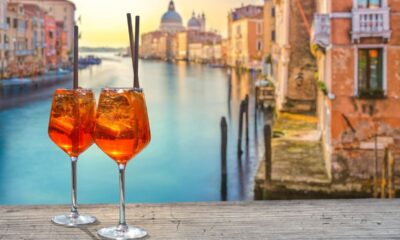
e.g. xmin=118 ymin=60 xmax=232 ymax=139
xmin=48 ymin=88 xmax=97 ymax=227
xmin=94 ymin=88 xmax=151 ymax=239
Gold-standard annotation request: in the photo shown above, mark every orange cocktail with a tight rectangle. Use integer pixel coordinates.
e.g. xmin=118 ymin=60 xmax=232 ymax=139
xmin=48 ymin=88 xmax=97 ymax=227
xmin=93 ymin=88 xmax=151 ymax=165
xmin=48 ymin=89 xmax=96 ymax=157
xmin=94 ymin=87 xmax=151 ymax=239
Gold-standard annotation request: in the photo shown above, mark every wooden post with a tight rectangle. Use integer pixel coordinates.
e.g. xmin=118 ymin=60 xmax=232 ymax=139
xmin=237 ymin=100 xmax=245 ymax=156
xmin=388 ymin=149 xmax=395 ymax=199
xmin=373 ymin=134 xmax=379 ymax=198
xmin=228 ymin=73 xmax=232 ymax=102
xmin=220 ymin=117 xmax=228 ymax=201
xmin=381 ymin=148 xmax=388 ymax=199
xmin=245 ymin=95 xmax=249 ymax=145
xmin=264 ymin=125 xmax=272 ymax=183
xmin=254 ymin=87 xmax=258 ymax=126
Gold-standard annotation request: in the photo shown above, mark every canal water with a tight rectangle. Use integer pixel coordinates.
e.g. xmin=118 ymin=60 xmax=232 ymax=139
xmin=0 ymin=53 xmax=264 ymax=205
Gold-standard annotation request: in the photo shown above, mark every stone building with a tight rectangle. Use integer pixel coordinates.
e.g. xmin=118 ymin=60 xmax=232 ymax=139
xmin=6 ymin=2 xmax=32 ymax=77
xmin=140 ymin=0 xmax=221 ymax=62
xmin=263 ymin=0 xmax=275 ymax=61
xmin=0 ymin=0 xmax=8 ymax=77
xmin=14 ymin=0 xmax=75 ymax=53
xmin=312 ymin=0 xmax=400 ymax=183
xmin=23 ymin=4 xmax=46 ymax=74
xmin=227 ymin=5 xmax=264 ymax=69
xmin=272 ymin=0 xmax=317 ymax=112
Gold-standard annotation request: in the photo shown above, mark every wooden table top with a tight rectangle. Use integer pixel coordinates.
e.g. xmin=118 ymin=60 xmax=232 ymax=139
xmin=1 ymin=199 xmax=399 ymax=239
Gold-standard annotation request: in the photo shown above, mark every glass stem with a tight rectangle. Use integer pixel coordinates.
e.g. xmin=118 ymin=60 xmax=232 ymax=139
xmin=118 ymin=164 xmax=127 ymax=229
xmin=70 ymin=157 xmax=79 ymax=217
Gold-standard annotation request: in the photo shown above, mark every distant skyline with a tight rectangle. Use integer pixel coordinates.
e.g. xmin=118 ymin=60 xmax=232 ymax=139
xmin=73 ymin=0 xmax=263 ymax=47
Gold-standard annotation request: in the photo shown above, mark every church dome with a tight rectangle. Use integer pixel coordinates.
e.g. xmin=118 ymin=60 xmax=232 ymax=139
xmin=160 ymin=1 xmax=183 ymax=29
xmin=187 ymin=12 xmax=201 ymax=30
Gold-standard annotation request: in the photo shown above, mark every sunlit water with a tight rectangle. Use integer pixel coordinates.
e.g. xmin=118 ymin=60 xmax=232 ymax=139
xmin=0 ymin=53 xmax=264 ymax=205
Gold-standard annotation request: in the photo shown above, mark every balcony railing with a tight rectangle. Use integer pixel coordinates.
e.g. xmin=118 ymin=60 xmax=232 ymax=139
xmin=311 ymin=14 xmax=330 ymax=48
xmin=352 ymin=7 xmax=391 ymax=42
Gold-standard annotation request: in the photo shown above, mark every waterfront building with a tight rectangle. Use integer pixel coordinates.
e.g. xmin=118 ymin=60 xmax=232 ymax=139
xmin=44 ymin=14 xmax=56 ymax=68
xmin=140 ymin=0 xmax=221 ymax=62
xmin=0 ymin=0 xmax=8 ymax=77
xmin=159 ymin=0 xmax=184 ymax=33
xmin=24 ymin=4 xmax=45 ymax=75
xmin=6 ymin=3 xmax=32 ymax=77
xmin=56 ymin=20 xmax=68 ymax=65
xmin=263 ymin=0 xmax=275 ymax=76
xmin=14 ymin=0 xmax=75 ymax=52
xmin=312 ymin=0 xmax=400 ymax=183
xmin=227 ymin=5 xmax=264 ymax=70
xmin=188 ymin=42 xmax=202 ymax=62
xmin=271 ymin=0 xmax=317 ymax=112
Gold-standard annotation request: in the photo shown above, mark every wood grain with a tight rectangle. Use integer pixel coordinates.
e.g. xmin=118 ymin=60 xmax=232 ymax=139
xmin=0 ymin=200 xmax=399 ymax=239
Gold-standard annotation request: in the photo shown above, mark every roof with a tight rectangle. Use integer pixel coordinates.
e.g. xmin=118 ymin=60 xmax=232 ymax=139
xmin=188 ymin=15 xmax=201 ymax=28
xmin=160 ymin=0 xmax=182 ymax=24
xmin=23 ymin=3 xmax=45 ymax=17
xmin=18 ymin=0 xmax=76 ymax=10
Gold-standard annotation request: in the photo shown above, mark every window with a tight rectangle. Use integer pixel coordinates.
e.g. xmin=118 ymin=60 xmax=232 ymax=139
xmin=271 ymin=30 xmax=276 ymax=41
xmin=256 ymin=22 xmax=262 ymax=35
xmin=358 ymin=48 xmax=384 ymax=98
xmin=257 ymin=40 xmax=262 ymax=51
xmin=49 ymin=31 xmax=53 ymax=39
xmin=13 ymin=18 xmax=17 ymax=28
xmin=357 ymin=0 xmax=381 ymax=9
xmin=271 ymin=7 xmax=275 ymax=17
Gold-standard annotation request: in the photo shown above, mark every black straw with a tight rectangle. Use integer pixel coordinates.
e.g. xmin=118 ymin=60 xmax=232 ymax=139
xmin=73 ymin=25 xmax=79 ymax=89
xmin=134 ymin=16 xmax=140 ymax=88
xmin=127 ymin=13 xmax=137 ymax=88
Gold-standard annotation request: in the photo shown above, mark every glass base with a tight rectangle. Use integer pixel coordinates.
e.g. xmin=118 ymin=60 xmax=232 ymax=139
xmin=97 ymin=224 xmax=148 ymax=239
xmin=52 ymin=213 xmax=97 ymax=227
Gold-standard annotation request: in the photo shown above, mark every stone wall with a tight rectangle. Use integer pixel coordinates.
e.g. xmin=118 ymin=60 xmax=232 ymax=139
xmin=285 ymin=0 xmax=317 ymax=111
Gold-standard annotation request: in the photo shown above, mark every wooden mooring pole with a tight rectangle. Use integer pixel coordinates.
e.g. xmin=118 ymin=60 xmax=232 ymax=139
xmin=237 ymin=100 xmax=245 ymax=156
xmin=264 ymin=124 xmax=272 ymax=183
xmin=245 ymin=94 xmax=249 ymax=145
xmin=381 ymin=148 xmax=388 ymax=199
xmin=220 ymin=117 xmax=228 ymax=201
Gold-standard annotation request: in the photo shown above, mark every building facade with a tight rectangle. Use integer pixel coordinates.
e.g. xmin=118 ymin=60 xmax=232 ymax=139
xmin=227 ymin=5 xmax=264 ymax=70
xmin=140 ymin=0 xmax=222 ymax=63
xmin=272 ymin=0 xmax=317 ymax=112
xmin=0 ymin=0 xmax=8 ymax=77
xmin=263 ymin=0 xmax=275 ymax=62
xmin=15 ymin=0 xmax=75 ymax=52
xmin=312 ymin=0 xmax=400 ymax=183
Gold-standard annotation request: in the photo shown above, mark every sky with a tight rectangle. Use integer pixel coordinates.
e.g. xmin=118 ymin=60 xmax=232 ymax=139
xmin=73 ymin=0 xmax=263 ymax=47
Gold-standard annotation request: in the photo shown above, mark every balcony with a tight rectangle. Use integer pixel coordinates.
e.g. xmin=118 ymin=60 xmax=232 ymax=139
xmin=311 ymin=14 xmax=330 ymax=48
xmin=352 ymin=7 xmax=391 ymax=42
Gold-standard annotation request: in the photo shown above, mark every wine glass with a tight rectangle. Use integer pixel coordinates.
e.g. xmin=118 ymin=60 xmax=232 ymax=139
xmin=94 ymin=88 xmax=151 ymax=239
xmin=48 ymin=88 xmax=97 ymax=227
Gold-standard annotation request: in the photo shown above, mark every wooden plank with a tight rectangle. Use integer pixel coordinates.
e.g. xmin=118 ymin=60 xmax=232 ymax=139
xmin=0 ymin=200 xmax=400 ymax=239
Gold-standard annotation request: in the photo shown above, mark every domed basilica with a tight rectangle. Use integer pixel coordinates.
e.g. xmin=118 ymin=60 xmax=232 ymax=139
xmin=159 ymin=0 xmax=205 ymax=33
xmin=141 ymin=0 xmax=221 ymax=62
